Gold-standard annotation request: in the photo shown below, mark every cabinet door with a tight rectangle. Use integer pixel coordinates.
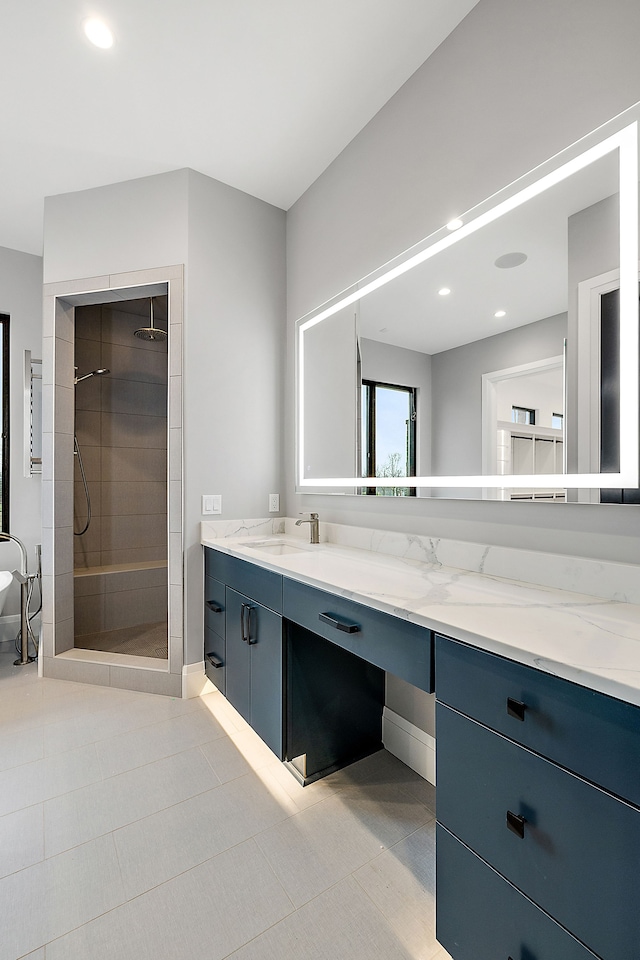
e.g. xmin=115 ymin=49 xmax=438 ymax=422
xmin=226 ymin=587 xmax=283 ymax=759
xmin=225 ymin=588 xmax=251 ymax=724
xmin=247 ymin=600 xmax=283 ymax=759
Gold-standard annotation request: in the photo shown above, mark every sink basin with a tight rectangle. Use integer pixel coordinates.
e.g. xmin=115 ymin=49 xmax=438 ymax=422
xmin=243 ymin=539 xmax=310 ymax=556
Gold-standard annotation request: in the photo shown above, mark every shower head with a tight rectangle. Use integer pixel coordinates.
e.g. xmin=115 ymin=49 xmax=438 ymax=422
xmin=74 ymin=368 xmax=110 ymax=384
xmin=134 ymin=297 xmax=167 ymax=342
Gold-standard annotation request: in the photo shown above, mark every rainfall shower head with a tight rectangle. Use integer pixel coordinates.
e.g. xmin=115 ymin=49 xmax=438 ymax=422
xmin=134 ymin=298 xmax=167 ymax=342
xmin=74 ymin=368 xmax=110 ymax=385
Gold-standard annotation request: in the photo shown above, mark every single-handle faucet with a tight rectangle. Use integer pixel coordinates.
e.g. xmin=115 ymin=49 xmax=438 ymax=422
xmin=295 ymin=512 xmax=320 ymax=544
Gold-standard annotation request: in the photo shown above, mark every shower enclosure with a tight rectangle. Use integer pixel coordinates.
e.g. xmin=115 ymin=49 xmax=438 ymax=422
xmin=72 ymin=297 xmax=169 ymax=659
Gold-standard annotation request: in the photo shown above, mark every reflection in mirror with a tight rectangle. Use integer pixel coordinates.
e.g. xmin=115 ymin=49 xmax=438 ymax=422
xmin=297 ymin=115 xmax=639 ymax=500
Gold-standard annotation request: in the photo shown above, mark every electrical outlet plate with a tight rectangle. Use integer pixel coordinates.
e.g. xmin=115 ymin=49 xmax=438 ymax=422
xmin=268 ymin=493 xmax=280 ymax=512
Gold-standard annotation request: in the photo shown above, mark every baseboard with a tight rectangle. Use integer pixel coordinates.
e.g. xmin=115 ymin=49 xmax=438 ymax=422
xmin=182 ymin=661 xmax=216 ymax=699
xmin=382 ymin=706 xmax=436 ymax=785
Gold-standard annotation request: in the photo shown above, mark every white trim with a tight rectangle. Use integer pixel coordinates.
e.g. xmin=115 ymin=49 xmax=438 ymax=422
xmin=182 ymin=661 xmax=216 ymax=699
xmin=382 ymin=706 xmax=436 ymax=785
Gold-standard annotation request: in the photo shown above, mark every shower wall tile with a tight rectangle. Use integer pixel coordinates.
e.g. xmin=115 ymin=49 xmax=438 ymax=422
xmin=101 ymin=446 xmax=166 ymax=483
xmin=169 ymin=428 xmax=182 ymax=481
xmin=102 ymin=309 xmax=167 ymax=352
xmin=169 ymin=533 xmax=182 ymax=586
xmin=41 ymin=576 xmax=54 ymax=626
xmin=54 ymin=432 xmax=75 ymax=482
xmin=42 ymin=479 xmax=54 ymax=529
xmin=74 ymin=551 xmax=101 ymax=571
xmin=100 ymin=546 xmax=167 ymax=567
xmin=104 ymin=566 xmax=167 ymax=593
xmin=73 ymin=573 xmax=105 ymax=598
xmin=74 ymin=303 xmax=104 ymax=342
xmin=55 ymin=573 xmax=75 ymax=625
xmin=101 ymin=412 xmax=167 ymax=449
xmin=44 ymin=656 xmax=110 ymax=686
xmin=56 ymin=385 xmax=75 ymax=434
xmin=75 ymin=372 xmax=103 ymax=413
xmin=102 ymin=379 xmax=167 ymax=417
xmin=74 ymin=594 xmax=105 ymax=637
xmin=73 ymin=445 xmax=101 ymax=483
xmin=75 ymin=410 xmax=102 ymax=448
xmin=54 ymin=617 xmax=74 ymax=654
xmin=42 ymin=337 xmax=54 ymax=387
xmin=169 ymin=633 xmax=183 ymax=675
xmin=101 ymin=482 xmax=167 ymax=518
xmin=55 ymin=480 xmax=74 ymax=529
xmin=107 ymin=667 xmax=180 ymax=697
xmin=45 ymin=276 xmax=110 ymax=299
xmin=169 ymin=584 xmax=183 ymax=638
xmin=169 ymin=482 xmax=182 ymax=533
xmin=55 ymin=527 xmax=74 ymax=577
xmin=104 ymin=585 xmax=167 ymax=631
xmin=54 ymin=300 xmax=75 ymax=343
xmin=101 ymin=515 xmax=167 ymax=552
xmin=169 ymin=322 xmax=182 ymax=377
xmin=102 ymin=341 xmax=168 ymax=382
xmin=169 ymin=376 xmax=181 ymax=428
xmin=54 ymin=337 xmax=74 ymax=387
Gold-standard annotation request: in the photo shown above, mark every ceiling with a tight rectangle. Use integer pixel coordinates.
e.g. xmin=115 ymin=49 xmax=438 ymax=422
xmin=0 ymin=0 xmax=480 ymax=256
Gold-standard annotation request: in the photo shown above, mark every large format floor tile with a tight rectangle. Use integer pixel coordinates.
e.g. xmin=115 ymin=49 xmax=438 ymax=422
xmin=0 ymin=646 xmax=449 ymax=960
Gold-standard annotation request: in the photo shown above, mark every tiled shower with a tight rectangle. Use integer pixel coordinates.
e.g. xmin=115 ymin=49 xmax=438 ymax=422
xmin=72 ymin=297 xmax=169 ymax=659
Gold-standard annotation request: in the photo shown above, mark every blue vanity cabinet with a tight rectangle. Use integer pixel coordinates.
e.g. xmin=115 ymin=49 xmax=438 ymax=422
xmin=204 ymin=574 xmax=226 ymax=693
xmin=204 ymin=548 xmax=284 ymax=759
xmin=435 ymin=634 xmax=640 ymax=960
xmin=225 ymin=586 xmax=284 ymax=758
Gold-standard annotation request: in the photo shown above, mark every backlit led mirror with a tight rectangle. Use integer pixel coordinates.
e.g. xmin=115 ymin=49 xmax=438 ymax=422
xmin=296 ymin=110 xmax=639 ymax=501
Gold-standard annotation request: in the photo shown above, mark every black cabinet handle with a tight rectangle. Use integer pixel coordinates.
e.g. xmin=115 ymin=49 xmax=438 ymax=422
xmin=506 ymin=810 xmax=526 ymax=839
xmin=241 ymin=603 xmax=256 ymax=644
xmin=206 ymin=653 xmax=223 ymax=669
xmin=506 ymin=697 xmax=526 ymax=721
xmin=319 ymin=612 xmax=361 ymax=634
xmin=206 ymin=600 xmax=223 ymax=613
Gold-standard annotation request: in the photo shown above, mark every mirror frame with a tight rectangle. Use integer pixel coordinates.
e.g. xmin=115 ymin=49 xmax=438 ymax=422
xmin=296 ymin=118 xmax=639 ymax=494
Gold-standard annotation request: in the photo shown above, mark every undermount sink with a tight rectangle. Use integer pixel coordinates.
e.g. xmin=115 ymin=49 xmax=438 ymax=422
xmin=243 ymin=538 xmax=310 ymax=556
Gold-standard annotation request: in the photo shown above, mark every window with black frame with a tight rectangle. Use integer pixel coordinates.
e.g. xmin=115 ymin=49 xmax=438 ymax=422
xmin=0 ymin=314 xmax=8 ymax=531
xmin=361 ymin=380 xmax=416 ymax=496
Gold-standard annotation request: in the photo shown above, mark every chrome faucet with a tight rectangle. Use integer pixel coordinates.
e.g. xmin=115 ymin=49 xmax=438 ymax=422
xmin=295 ymin=512 xmax=320 ymax=544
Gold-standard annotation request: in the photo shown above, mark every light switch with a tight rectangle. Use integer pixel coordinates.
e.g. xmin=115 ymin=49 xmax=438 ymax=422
xmin=202 ymin=495 xmax=222 ymax=515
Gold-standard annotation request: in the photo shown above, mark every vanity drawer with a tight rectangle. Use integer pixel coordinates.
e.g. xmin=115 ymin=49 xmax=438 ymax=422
xmin=204 ymin=548 xmax=282 ymax=613
xmin=283 ymin=579 xmax=433 ymax=692
xmin=204 ymin=575 xmax=226 ymax=638
xmin=436 ymin=634 xmax=640 ymax=806
xmin=436 ymin=702 xmax=640 ymax=960
xmin=436 ymin=825 xmax=599 ymax=960
xmin=204 ymin=626 xmax=226 ymax=695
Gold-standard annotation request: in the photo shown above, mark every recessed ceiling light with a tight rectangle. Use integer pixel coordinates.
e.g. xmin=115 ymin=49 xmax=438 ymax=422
xmin=446 ymin=219 xmax=463 ymax=231
xmin=495 ymin=252 xmax=527 ymax=269
xmin=438 ymin=287 xmax=451 ymax=296
xmin=494 ymin=310 xmax=506 ymax=318
xmin=83 ymin=17 xmax=114 ymax=49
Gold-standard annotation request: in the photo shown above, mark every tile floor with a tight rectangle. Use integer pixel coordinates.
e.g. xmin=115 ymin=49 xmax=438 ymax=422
xmin=0 ymin=644 xmax=451 ymax=960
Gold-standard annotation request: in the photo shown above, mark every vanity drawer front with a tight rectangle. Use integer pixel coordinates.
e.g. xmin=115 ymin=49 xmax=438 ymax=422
xmin=437 ymin=702 xmax=640 ymax=960
xmin=283 ymin=579 xmax=433 ymax=692
xmin=436 ymin=634 xmax=640 ymax=806
xmin=204 ymin=626 xmax=225 ymax=695
xmin=436 ymin=825 xmax=599 ymax=960
xmin=204 ymin=548 xmax=282 ymax=613
xmin=204 ymin=575 xmax=226 ymax=638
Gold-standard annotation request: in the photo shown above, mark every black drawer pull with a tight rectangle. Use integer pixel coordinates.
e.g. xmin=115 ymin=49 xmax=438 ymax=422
xmin=506 ymin=810 xmax=526 ymax=839
xmin=506 ymin=697 xmax=526 ymax=721
xmin=206 ymin=600 xmax=223 ymax=613
xmin=319 ymin=612 xmax=361 ymax=634
xmin=206 ymin=653 xmax=223 ymax=669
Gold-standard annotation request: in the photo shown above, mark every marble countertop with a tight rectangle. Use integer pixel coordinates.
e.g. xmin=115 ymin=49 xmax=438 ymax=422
xmin=201 ymin=520 xmax=640 ymax=708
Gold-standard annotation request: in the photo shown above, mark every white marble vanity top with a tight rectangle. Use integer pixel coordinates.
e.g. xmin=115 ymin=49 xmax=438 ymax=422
xmin=201 ymin=518 xmax=640 ymax=708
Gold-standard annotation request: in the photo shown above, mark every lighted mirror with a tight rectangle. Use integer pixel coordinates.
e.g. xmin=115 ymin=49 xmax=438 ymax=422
xmin=296 ymin=112 xmax=639 ymax=501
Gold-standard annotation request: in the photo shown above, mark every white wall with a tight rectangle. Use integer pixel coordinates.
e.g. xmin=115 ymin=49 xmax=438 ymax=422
xmin=0 ymin=245 xmax=43 ymax=626
xmin=184 ymin=170 xmax=285 ymax=665
xmin=285 ymin=0 xmax=640 ymax=569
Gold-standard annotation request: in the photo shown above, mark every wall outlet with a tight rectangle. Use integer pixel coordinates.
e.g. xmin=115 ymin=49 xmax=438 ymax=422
xmin=268 ymin=493 xmax=280 ymax=513
xmin=202 ymin=494 xmax=222 ymax=515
